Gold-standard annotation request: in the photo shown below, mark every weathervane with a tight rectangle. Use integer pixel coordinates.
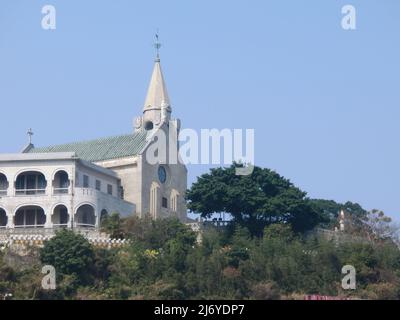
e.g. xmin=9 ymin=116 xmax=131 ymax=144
xmin=154 ymin=31 xmax=162 ymax=60
xmin=27 ymin=128 xmax=34 ymax=144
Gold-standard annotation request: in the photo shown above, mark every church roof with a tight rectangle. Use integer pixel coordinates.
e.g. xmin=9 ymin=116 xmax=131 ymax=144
xmin=143 ymin=59 xmax=170 ymax=110
xmin=27 ymin=131 xmax=148 ymax=162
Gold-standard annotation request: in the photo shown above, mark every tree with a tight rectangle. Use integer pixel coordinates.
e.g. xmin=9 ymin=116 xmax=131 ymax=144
xmin=40 ymin=230 xmax=95 ymax=285
xmin=309 ymin=199 xmax=367 ymax=229
xmin=187 ymin=164 xmax=324 ymax=236
xmin=359 ymin=210 xmax=399 ymax=244
xmin=101 ymin=212 xmax=124 ymax=239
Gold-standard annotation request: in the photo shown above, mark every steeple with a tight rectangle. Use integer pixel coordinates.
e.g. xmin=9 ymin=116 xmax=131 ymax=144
xmin=143 ymin=59 xmax=171 ymax=112
xmin=138 ymin=34 xmax=172 ymax=131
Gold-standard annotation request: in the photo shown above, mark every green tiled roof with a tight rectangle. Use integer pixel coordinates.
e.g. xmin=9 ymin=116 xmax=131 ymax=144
xmin=27 ymin=131 xmax=148 ymax=162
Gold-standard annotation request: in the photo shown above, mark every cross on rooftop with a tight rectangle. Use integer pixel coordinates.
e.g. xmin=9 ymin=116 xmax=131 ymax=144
xmin=27 ymin=128 xmax=34 ymax=144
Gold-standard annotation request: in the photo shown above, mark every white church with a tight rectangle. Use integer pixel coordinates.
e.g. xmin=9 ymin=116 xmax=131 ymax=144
xmin=0 ymin=53 xmax=188 ymax=233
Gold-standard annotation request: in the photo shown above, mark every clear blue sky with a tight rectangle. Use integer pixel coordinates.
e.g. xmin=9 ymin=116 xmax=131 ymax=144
xmin=0 ymin=1 xmax=399 ymax=219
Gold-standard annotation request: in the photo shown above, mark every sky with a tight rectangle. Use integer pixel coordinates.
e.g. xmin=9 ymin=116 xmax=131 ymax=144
xmin=0 ymin=1 xmax=399 ymax=220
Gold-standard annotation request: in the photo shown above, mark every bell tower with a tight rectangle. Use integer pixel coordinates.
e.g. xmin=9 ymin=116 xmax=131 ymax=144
xmin=134 ymin=35 xmax=172 ymax=132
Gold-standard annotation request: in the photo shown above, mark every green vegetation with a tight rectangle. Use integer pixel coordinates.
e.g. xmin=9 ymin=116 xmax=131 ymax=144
xmin=187 ymin=164 xmax=325 ymax=236
xmin=0 ymin=164 xmax=399 ymax=300
xmin=40 ymin=229 xmax=95 ymax=286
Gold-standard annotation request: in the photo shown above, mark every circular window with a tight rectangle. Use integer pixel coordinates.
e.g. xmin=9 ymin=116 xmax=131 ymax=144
xmin=158 ymin=166 xmax=167 ymax=184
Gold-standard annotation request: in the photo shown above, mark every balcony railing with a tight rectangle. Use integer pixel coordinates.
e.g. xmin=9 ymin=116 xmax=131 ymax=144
xmin=52 ymin=224 xmax=69 ymax=228
xmin=14 ymin=224 xmax=45 ymax=229
xmin=15 ymin=189 xmax=46 ymax=196
xmin=0 ymin=227 xmax=104 ymax=240
xmin=53 ymin=188 xmax=69 ymax=195
xmin=4 ymin=187 xmax=120 ymax=198
xmin=75 ymin=223 xmax=96 ymax=229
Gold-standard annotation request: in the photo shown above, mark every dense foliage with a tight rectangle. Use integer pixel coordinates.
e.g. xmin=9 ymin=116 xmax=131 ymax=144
xmin=1 ymin=215 xmax=399 ymax=300
xmin=40 ymin=229 xmax=95 ymax=286
xmin=187 ymin=164 xmax=325 ymax=236
xmin=1 ymin=165 xmax=399 ymax=300
xmin=309 ymin=199 xmax=368 ymax=229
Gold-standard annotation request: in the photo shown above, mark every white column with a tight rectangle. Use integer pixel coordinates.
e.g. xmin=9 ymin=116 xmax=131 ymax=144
xmin=95 ymin=210 xmax=100 ymax=229
xmin=45 ymin=173 xmax=52 ymax=196
xmin=68 ymin=205 xmax=74 ymax=229
xmin=45 ymin=207 xmax=52 ymax=228
xmin=6 ymin=173 xmax=13 ymax=197
xmin=6 ymin=214 xmax=14 ymax=228
xmin=11 ymin=177 xmax=16 ymax=196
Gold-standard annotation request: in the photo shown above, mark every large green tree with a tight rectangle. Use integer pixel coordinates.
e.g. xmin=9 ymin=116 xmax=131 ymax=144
xmin=40 ymin=229 xmax=95 ymax=285
xmin=186 ymin=164 xmax=324 ymax=236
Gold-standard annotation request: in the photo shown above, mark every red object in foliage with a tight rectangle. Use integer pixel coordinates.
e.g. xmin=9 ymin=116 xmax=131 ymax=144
xmin=304 ymin=295 xmax=350 ymax=300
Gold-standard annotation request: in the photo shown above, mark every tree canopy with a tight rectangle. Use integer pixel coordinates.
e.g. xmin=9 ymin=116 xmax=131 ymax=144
xmin=40 ymin=229 xmax=95 ymax=286
xmin=186 ymin=164 xmax=325 ymax=236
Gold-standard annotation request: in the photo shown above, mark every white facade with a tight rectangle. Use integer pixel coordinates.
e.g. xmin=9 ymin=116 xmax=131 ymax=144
xmin=0 ymin=153 xmax=135 ymax=230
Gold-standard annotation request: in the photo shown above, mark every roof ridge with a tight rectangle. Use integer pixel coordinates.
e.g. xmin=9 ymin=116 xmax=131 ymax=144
xmin=32 ymin=132 xmax=140 ymax=149
xmin=28 ymin=131 xmax=148 ymax=162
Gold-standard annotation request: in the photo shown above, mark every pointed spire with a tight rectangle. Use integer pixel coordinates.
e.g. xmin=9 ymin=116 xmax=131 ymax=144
xmin=137 ymin=34 xmax=172 ymax=132
xmin=143 ymin=52 xmax=171 ymax=111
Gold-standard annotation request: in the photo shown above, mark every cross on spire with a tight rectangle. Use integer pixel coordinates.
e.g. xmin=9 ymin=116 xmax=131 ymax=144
xmin=154 ymin=32 xmax=162 ymax=61
xmin=27 ymin=128 xmax=34 ymax=144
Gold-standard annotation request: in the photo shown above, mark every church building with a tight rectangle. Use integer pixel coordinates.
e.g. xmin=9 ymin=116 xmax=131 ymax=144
xmin=0 ymin=53 xmax=188 ymax=231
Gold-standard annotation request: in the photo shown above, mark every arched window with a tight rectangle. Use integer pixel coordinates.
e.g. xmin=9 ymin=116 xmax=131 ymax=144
xmin=52 ymin=205 xmax=69 ymax=227
xmin=0 ymin=174 xmax=8 ymax=196
xmin=0 ymin=209 xmax=7 ymax=228
xmin=75 ymin=204 xmax=96 ymax=228
xmin=15 ymin=171 xmax=47 ymax=195
xmin=150 ymin=182 xmax=160 ymax=219
xmin=170 ymin=190 xmax=180 ymax=213
xmin=145 ymin=121 xmax=154 ymax=131
xmin=53 ymin=171 xmax=70 ymax=194
xmin=14 ymin=206 xmax=46 ymax=228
